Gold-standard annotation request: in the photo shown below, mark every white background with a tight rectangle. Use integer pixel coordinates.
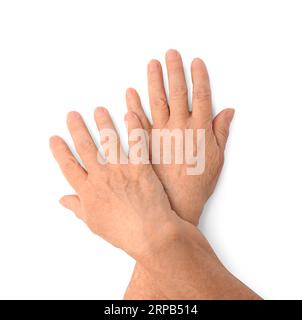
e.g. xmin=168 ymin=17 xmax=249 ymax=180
xmin=0 ymin=0 xmax=301 ymax=300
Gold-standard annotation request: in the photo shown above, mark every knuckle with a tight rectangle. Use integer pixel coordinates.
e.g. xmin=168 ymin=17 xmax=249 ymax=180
xmin=170 ymin=86 xmax=188 ymax=100
xmin=79 ymin=139 xmax=95 ymax=153
xmin=152 ymin=96 xmax=168 ymax=109
xmin=63 ymin=157 xmax=78 ymax=171
xmin=217 ymin=128 xmax=229 ymax=142
xmin=193 ymin=88 xmax=211 ymax=103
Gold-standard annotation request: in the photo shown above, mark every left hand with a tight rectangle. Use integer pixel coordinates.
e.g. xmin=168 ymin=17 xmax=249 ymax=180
xmin=50 ymin=109 xmax=178 ymax=259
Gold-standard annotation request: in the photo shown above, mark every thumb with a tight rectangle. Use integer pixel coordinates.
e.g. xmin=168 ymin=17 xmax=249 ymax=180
xmin=59 ymin=195 xmax=83 ymax=220
xmin=212 ymin=108 xmax=235 ymax=150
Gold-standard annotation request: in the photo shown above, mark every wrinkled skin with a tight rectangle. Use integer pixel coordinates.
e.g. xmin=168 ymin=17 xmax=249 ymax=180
xmin=50 ymin=110 xmax=176 ymax=258
xmin=125 ymin=50 xmax=234 ymax=225
xmin=124 ymin=50 xmax=234 ymax=299
xmin=50 ymin=108 xmax=259 ymax=300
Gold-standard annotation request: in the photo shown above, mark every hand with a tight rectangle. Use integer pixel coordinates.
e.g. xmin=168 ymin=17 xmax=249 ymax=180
xmin=126 ymin=49 xmax=234 ymax=225
xmin=124 ymin=49 xmax=234 ymax=299
xmin=50 ymin=109 xmax=176 ymax=258
xmin=50 ymin=109 xmax=260 ymax=300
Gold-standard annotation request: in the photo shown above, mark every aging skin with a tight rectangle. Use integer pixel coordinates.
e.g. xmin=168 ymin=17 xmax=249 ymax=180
xmin=50 ymin=106 xmax=260 ymax=299
xmin=124 ymin=50 xmax=235 ymax=299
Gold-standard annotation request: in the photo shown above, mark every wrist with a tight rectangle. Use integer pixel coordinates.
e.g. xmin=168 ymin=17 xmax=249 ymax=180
xmin=136 ymin=213 xmax=219 ymax=272
xmin=177 ymin=202 xmax=205 ymax=227
xmin=136 ymin=212 xmax=199 ymax=263
xmin=131 ymin=211 xmax=183 ymax=262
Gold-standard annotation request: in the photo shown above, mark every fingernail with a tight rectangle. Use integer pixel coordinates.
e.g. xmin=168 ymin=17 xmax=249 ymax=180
xmin=59 ymin=197 xmax=67 ymax=207
xmin=67 ymin=111 xmax=80 ymax=121
xmin=227 ymin=109 xmax=235 ymax=123
xmin=49 ymin=135 xmax=60 ymax=146
xmin=148 ymin=59 xmax=160 ymax=71
xmin=95 ymin=107 xmax=107 ymax=116
xmin=166 ymin=49 xmax=179 ymax=60
xmin=126 ymin=88 xmax=135 ymax=98
xmin=192 ymin=57 xmax=204 ymax=67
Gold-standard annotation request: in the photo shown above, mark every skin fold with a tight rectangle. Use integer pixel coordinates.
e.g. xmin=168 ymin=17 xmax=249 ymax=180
xmin=124 ymin=50 xmax=235 ymax=299
xmin=50 ymin=50 xmax=261 ymax=300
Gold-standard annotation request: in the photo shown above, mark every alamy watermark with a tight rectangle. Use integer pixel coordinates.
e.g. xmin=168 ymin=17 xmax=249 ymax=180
xmin=97 ymin=128 xmax=205 ymax=176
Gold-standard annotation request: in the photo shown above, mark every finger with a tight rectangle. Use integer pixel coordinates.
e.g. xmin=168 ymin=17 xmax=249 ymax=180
xmin=191 ymin=58 xmax=212 ymax=124
xmin=67 ymin=112 xmax=99 ymax=170
xmin=212 ymin=108 xmax=235 ymax=150
xmin=49 ymin=136 xmax=87 ymax=192
xmin=126 ymin=88 xmax=151 ymax=131
xmin=165 ymin=49 xmax=189 ymax=119
xmin=59 ymin=194 xmax=84 ymax=221
xmin=125 ymin=111 xmax=149 ymax=165
xmin=147 ymin=59 xmax=169 ymax=126
xmin=94 ymin=107 xmax=127 ymax=164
